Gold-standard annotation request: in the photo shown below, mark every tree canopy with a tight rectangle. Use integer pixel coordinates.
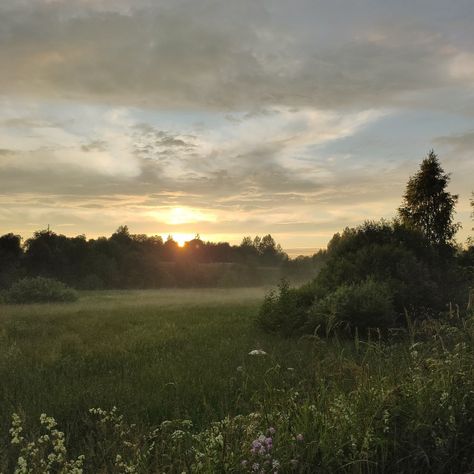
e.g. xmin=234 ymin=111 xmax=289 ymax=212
xmin=398 ymin=150 xmax=460 ymax=247
xmin=0 ymin=229 xmax=325 ymax=290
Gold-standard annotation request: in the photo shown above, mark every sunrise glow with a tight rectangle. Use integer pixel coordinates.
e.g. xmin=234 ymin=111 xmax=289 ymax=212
xmin=171 ymin=233 xmax=196 ymax=247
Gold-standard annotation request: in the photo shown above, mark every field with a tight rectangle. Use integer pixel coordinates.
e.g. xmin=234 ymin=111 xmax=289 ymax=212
xmin=2 ymin=288 xmax=474 ymax=473
xmin=0 ymin=289 xmax=272 ymax=427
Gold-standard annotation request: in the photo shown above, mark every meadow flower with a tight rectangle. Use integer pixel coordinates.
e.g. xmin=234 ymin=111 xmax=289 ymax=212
xmin=268 ymin=427 xmax=276 ymax=435
xmin=251 ymin=440 xmax=261 ymax=454
xmin=248 ymin=349 xmax=267 ymax=356
xmin=252 ymin=462 xmax=260 ymax=471
xmin=237 ymin=366 xmax=244 ymax=372
xmin=296 ymin=433 xmax=304 ymax=442
xmin=171 ymin=429 xmax=186 ymax=440
xmin=252 ymin=440 xmax=261 ymax=449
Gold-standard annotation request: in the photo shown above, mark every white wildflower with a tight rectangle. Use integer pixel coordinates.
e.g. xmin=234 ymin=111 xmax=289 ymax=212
xmin=248 ymin=349 xmax=267 ymax=356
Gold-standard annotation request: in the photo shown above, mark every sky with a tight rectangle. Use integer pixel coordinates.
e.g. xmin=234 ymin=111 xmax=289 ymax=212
xmin=0 ymin=0 xmax=473 ymax=251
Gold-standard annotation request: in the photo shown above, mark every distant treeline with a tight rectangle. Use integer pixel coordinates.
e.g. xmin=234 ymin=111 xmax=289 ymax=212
xmin=0 ymin=226 xmax=326 ymax=289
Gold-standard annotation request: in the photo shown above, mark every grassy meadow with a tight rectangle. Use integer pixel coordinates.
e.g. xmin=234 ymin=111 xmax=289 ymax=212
xmin=2 ymin=288 xmax=474 ymax=473
xmin=0 ymin=288 xmax=273 ymax=428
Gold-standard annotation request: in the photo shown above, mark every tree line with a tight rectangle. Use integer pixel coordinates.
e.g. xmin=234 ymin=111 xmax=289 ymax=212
xmin=0 ymin=228 xmax=324 ymax=290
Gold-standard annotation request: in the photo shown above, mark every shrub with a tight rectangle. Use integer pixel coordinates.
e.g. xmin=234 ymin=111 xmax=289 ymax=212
xmin=257 ymin=280 xmax=315 ymax=336
xmin=305 ymin=278 xmax=396 ymax=335
xmin=258 ymin=220 xmax=472 ymax=337
xmin=314 ymin=222 xmax=446 ymax=311
xmin=3 ymin=277 xmax=78 ymax=304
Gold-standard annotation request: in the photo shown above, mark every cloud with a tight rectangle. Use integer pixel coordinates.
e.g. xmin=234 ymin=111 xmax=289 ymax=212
xmin=81 ymin=139 xmax=107 ymax=152
xmin=435 ymin=130 xmax=474 ymax=153
xmin=0 ymin=101 xmax=401 ymax=246
xmin=1 ymin=0 xmax=474 ymax=111
xmin=1 ymin=0 xmax=474 ymax=247
xmin=449 ymin=52 xmax=474 ymax=83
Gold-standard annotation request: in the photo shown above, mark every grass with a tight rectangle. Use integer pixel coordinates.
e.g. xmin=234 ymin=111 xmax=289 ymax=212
xmin=1 ymin=288 xmax=272 ymax=425
xmin=1 ymin=288 xmax=474 ymax=472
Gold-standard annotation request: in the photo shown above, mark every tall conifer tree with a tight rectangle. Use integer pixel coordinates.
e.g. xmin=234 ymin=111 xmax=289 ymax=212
xmin=399 ymin=151 xmax=460 ymax=246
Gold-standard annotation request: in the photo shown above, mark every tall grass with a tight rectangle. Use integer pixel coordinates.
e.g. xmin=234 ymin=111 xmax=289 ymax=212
xmin=1 ymin=288 xmax=474 ymax=472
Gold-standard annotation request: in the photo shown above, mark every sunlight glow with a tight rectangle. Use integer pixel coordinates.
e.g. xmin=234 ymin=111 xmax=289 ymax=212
xmin=172 ymin=233 xmax=196 ymax=247
xmin=166 ymin=207 xmax=216 ymax=225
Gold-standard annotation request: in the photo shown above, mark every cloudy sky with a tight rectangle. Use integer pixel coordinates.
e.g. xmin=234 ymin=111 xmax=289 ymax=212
xmin=1 ymin=0 xmax=473 ymax=250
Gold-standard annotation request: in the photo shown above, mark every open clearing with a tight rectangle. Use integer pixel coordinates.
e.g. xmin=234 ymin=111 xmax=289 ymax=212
xmin=0 ymin=288 xmax=312 ymax=436
xmin=1 ymin=287 xmax=333 ymax=471
xmin=2 ymin=288 xmax=474 ymax=472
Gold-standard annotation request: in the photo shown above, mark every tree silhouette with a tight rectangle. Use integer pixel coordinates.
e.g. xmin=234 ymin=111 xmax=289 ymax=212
xmin=471 ymin=193 xmax=473 ymax=231
xmin=469 ymin=193 xmax=474 ymax=245
xmin=398 ymin=150 xmax=460 ymax=247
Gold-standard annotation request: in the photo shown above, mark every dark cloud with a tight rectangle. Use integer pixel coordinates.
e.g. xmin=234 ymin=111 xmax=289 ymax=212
xmin=81 ymin=140 xmax=108 ymax=152
xmin=0 ymin=149 xmax=15 ymax=156
xmin=435 ymin=130 xmax=474 ymax=153
xmin=1 ymin=0 xmax=473 ymax=111
xmin=132 ymin=124 xmax=196 ymax=163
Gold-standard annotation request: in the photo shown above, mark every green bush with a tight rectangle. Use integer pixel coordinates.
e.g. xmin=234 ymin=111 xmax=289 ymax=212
xmin=313 ymin=222 xmax=445 ymax=311
xmin=3 ymin=277 xmax=78 ymax=304
xmin=258 ymin=220 xmax=473 ymax=337
xmin=306 ymin=278 xmax=395 ymax=334
xmin=256 ymin=280 xmax=315 ymax=336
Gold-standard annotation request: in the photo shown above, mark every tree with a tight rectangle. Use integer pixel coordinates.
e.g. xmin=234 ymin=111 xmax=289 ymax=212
xmin=398 ymin=150 xmax=460 ymax=246
xmin=240 ymin=236 xmax=253 ymax=248
xmin=469 ymin=193 xmax=474 ymax=246
xmin=111 ymin=225 xmax=132 ymax=244
xmin=0 ymin=233 xmax=23 ymax=288
xmin=471 ymin=193 xmax=473 ymax=232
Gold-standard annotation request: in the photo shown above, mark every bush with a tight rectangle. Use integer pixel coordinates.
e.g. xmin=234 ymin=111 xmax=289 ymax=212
xmin=313 ymin=222 xmax=447 ymax=311
xmin=258 ymin=220 xmax=472 ymax=337
xmin=256 ymin=280 xmax=315 ymax=336
xmin=306 ymin=278 xmax=396 ymax=334
xmin=3 ymin=277 xmax=78 ymax=304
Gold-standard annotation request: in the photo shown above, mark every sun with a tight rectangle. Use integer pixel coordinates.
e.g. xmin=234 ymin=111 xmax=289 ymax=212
xmin=172 ymin=233 xmax=195 ymax=247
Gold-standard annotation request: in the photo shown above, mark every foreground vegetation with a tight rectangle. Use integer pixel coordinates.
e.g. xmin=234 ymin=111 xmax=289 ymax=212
xmin=1 ymin=288 xmax=474 ymax=473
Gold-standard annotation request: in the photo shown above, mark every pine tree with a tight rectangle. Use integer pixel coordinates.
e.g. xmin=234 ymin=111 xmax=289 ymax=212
xmin=398 ymin=150 xmax=460 ymax=246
